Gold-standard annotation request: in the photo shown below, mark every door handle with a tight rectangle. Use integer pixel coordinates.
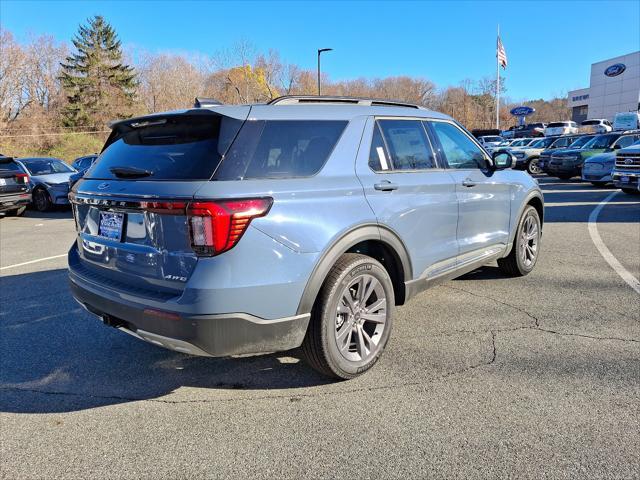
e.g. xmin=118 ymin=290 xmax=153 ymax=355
xmin=462 ymin=178 xmax=477 ymax=187
xmin=374 ymin=181 xmax=399 ymax=191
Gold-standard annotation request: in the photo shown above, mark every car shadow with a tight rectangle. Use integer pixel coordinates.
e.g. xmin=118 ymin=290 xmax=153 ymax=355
xmin=0 ymin=269 xmax=332 ymax=414
xmin=22 ymin=207 xmax=73 ymax=219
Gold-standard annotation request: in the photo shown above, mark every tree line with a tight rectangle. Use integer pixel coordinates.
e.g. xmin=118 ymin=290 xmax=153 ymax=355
xmin=0 ymin=16 xmax=570 ymax=159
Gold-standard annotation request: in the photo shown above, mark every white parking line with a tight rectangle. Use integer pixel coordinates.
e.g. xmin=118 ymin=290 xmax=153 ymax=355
xmin=588 ymin=191 xmax=640 ymax=294
xmin=0 ymin=253 xmax=67 ymax=271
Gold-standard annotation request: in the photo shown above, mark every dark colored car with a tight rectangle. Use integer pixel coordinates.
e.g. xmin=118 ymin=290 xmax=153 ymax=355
xmin=69 ymin=154 xmax=99 ymax=189
xmin=538 ymin=135 xmax=594 ymax=172
xmin=513 ymin=123 xmax=547 ymax=138
xmin=545 ymin=132 xmax=640 ymax=180
xmin=0 ymin=156 xmax=31 ymax=216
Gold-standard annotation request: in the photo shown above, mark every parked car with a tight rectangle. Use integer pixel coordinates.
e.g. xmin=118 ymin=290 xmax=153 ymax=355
xmin=67 ymin=96 xmax=544 ymax=379
xmin=0 ymin=156 xmax=31 ymax=216
xmin=514 ymin=122 xmax=547 ymax=138
xmin=507 ymin=138 xmax=538 ymax=150
xmin=14 ymin=157 xmax=77 ymax=211
xmin=546 ymin=132 xmax=640 ymax=180
xmin=477 ymin=135 xmax=504 ymax=149
xmin=613 ymin=112 xmax=640 ymax=131
xmin=538 ymin=135 xmax=595 ymax=173
xmin=544 ymin=121 xmax=578 ymax=137
xmin=579 ymin=119 xmax=612 ymax=134
xmin=510 ymin=136 xmax=557 ymax=174
xmin=69 ymin=154 xmax=99 ymax=189
xmin=612 ymin=141 xmax=640 ymax=193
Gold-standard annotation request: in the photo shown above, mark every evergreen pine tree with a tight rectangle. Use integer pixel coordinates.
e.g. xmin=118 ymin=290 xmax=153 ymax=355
xmin=60 ymin=16 xmax=137 ymax=127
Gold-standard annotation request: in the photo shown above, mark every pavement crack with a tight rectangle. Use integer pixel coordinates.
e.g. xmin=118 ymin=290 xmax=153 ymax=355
xmin=443 ymin=284 xmax=540 ymax=327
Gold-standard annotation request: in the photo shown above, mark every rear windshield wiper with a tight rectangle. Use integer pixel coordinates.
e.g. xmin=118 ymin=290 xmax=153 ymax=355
xmin=109 ymin=166 xmax=153 ymax=178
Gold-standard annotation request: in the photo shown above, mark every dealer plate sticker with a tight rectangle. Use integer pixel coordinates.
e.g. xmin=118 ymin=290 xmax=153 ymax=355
xmin=98 ymin=211 xmax=124 ymax=240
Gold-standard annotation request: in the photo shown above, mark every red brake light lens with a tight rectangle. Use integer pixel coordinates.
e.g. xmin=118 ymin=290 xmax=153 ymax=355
xmin=187 ymin=198 xmax=272 ymax=256
xmin=15 ymin=173 xmax=29 ymax=184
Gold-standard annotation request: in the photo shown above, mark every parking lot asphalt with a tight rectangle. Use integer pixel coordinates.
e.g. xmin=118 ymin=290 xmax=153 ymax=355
xmin=1 ymin=177 xmax=639 ymax=479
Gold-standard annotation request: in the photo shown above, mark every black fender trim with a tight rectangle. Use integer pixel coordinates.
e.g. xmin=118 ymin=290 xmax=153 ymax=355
xmin=295 ymin=224 xmax=413 ymax=315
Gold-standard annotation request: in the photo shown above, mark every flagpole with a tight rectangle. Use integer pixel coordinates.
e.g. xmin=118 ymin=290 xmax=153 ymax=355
xmin=496 ymin=24 xmax=500 ymax=130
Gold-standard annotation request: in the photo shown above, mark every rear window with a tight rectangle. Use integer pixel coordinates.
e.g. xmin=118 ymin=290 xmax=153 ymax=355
xmin=213 ymin=120 xmax=347 ymax=180
xmin=548 ymin=122 xmax=568 ymax=128
xmin=0 ymin=159 xmax=23 ymax=172
xmin=87 ymin=115 xmax=243 ymax=181
xmin=581 ymin=120 xmax=600 ymax=126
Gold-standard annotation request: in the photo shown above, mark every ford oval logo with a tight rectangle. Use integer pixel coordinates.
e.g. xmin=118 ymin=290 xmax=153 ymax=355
xmin=510 ymin=106 xmax=535 ymax=116
xmin=625 ymin=158 xmax=633 ymax=165
xmin=604 ymin=63 xmax=626 ymax=77
xmin=97 ymin=182 xmax=110 ymax=190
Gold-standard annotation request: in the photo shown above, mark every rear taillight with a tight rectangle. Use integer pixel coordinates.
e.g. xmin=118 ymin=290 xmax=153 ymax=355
xmin=187 ymin=198 xmax=272 ymax=256
xmin=15 ymin=173 xmax=29 ymax=184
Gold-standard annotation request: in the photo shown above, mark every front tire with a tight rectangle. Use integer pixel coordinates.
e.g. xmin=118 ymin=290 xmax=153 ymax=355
xmin=34 ymin=189 xmax=52 ymax=212
xmin=526 ymin=158 xmax=542 ymax=175
xmin=498 ymin=205 xmax=541 ymax=277
xmin=301 ymin=253 xmax=395 ymax=379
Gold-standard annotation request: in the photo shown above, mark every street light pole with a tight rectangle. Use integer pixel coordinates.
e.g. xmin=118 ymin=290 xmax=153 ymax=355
xmin=317 ymin=48 xmax=333 ymax=95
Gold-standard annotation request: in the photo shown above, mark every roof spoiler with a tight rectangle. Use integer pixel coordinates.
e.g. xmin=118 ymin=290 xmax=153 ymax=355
xmin=194 ymin=97 xmax=223 ymax=108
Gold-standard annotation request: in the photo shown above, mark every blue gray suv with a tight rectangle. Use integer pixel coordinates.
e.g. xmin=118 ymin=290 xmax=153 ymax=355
xmin=68 ymin=96 xmax=544 ymax=379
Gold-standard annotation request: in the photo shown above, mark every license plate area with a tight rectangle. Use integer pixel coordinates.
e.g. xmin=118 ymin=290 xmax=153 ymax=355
xmin=98 ymin=211 xmax=125 ymax=241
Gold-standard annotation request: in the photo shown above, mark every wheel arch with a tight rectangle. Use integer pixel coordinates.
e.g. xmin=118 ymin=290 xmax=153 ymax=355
xmin=296 ymin=224 xmax=413 ymax=315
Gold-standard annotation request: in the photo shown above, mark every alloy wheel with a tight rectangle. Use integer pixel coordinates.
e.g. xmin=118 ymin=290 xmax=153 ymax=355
xmin=519 ymin=214 xmax=539 ymax=268
xmin=334 ymin=274 xmax=387 ymax=362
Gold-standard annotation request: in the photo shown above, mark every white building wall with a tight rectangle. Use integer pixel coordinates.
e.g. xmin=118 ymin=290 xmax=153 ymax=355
xmin=587 ymin=51 xmax=639 ymax=120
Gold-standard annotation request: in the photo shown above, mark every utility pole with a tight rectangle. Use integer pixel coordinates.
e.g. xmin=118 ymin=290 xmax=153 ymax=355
xmin=317 ymin=48 xmax=333 ymax=95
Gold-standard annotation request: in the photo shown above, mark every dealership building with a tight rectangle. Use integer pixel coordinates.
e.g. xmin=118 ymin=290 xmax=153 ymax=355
xmin=567 ymin=51 xmax=639 ymax=123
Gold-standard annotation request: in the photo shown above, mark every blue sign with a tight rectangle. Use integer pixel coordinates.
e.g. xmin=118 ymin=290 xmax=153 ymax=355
xmin=604 ymin=63 xmax=626 ymax=77
xmin=510 ymin=106 xmax=535 ymax=117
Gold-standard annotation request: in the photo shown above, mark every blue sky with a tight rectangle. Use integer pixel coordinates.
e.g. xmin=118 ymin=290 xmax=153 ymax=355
xmin=2 ymin=0 xmax=639 ymax=101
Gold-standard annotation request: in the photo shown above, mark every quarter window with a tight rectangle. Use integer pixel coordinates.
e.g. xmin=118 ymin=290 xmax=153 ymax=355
xmin=368 ymin=123 xmax=391 ymax=171
xmin=428 ymin=121 xmax=488 ymax=169
xmin=375 ymin=120 xmax=436 ymax=171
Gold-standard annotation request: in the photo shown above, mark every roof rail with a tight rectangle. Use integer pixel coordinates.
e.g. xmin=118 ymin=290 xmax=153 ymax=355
xmin=194 ymin=97 xmax=223 ymax=108
xmin=267 ymin=95 xmax=423 ymax=109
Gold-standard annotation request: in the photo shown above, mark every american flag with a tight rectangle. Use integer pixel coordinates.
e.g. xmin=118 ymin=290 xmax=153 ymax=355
xmin=497 ymin=36 xmax=507 ymax=69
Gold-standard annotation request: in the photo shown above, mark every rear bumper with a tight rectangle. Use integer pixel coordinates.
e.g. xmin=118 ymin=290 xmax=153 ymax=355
xmin=69 ymin=270 xmax=310 ymax=357
xmin=0 ymin=193 xmax=31 ymax=212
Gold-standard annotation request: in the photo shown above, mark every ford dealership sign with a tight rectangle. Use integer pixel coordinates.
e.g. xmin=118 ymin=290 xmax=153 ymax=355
xmin=510 ymin=106 xmax=535 ymax=116
xmin=604 ymin=63 xmax=626 ymax=77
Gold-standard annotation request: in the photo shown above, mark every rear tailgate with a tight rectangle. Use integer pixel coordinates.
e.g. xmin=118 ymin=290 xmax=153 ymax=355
xmin=70 ymin=107 xmax=250 ymax=295
xmin=0 ymin=158 xmax=29 ymax=196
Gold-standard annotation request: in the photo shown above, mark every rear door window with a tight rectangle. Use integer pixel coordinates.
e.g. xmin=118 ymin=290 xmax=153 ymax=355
xmin=374 ymin=119 xmax=436 ymax=171
xmin=214 ymin=120 xmax=346 ymax=180
xmin=87 ymin=115 xmax=243 ymax=181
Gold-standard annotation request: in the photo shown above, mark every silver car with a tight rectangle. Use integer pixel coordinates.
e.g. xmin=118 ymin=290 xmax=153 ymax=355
xmin=68 ymin=96 xmax=544 ymax=379
xmin=16 ymin=157 xmax=77 ymax=211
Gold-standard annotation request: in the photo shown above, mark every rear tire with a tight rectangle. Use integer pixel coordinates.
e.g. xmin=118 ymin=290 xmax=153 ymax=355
xmin=34 ymin=189 xmax=52 ymax=212
xmin=300 ymin=253 xmax=395 ymax=379
xmin=498 ymin=205 xmax=541 ymax=277
xmin=5 ymin=206 xmax=26 ymax=217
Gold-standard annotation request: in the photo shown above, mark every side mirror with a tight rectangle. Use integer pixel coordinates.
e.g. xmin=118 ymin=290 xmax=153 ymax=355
xmin=613 ymin=144 xmax=621 ymax=150
xmin=492 ymin=150 xmax=514 ymax=170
